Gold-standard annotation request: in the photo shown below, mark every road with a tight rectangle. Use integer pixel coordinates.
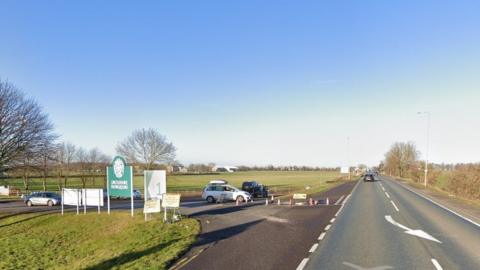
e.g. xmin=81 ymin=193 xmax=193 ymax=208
xmin=172 ymin=182 xmax=356 ymax=270
xmin=305 ymin=175 xmax=480 ymax=270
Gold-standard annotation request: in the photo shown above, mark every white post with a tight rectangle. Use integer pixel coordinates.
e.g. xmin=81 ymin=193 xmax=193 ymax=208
xmin=61 ymin=188 xmax=64 ymax=215
xmin=130 ymin=167 xmax=134 ymax=217
xmin=98 ymin=189 xmax=101 ymax=214
xmin=107 ymin=167 xmax=110 ymax=215
xmin=144 ymin=171 xmax=147 ymax=221
xmin=164 ymin=206 xmax=167 ymax=222
xmin=83 ymin=189 xmax=87 ymax=215
xmin=76 ymin=189 xmax=79 ymax=215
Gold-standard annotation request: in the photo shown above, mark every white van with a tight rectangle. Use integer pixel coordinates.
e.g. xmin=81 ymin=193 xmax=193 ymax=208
xmin=202 ymin=184 xmax=251 ymax=203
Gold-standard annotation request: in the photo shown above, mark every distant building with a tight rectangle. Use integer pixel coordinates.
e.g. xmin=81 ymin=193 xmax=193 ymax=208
xmin=212 ymin=166 xmax=238 ymax=172
xmin=167 ymin=165 xmax=188 ymax=173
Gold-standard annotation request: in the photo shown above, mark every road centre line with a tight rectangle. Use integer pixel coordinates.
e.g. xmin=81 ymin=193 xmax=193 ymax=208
xmin=324 ymin=224 xmax=331 ymax=231
xmin=431 ymin=258 xmax=443 ymax=270
xmin=309 ymin=243 xmax=319 ymax=253
xmin=330 ymin=218 xmax=335 ymax=223
xmin=385 ymin=192 xmax=390 ymax=199
xmin=296 ymin=258 xmax=309 ymax=270
xmin=390 ymin=200 xmax=400 ymax=212
xmin=318 ymin=232 xmax=326 ymax=240
xmin=389 ymin=178 xmax=480 ymax=228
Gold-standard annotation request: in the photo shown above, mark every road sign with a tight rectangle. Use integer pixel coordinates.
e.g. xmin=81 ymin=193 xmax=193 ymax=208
xmin=144 ymin=199 xmax=161 ymax=213
xmin=162 ymin=193 xmax=181 ymax=208
xmin=144 ymin=170 xmax=166 ymax=200
xmin=293 ymin=193 xmax=307 ymax=200
xmin=107 ymin=156 xmax=134 ymax=216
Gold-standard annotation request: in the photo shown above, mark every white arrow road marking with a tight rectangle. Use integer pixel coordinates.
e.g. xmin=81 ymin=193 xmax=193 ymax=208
xmin=342 ymin=262 xmax=393 ymax=270
xmin=385 ymin=215 xmax=442 ymax=243
xmin=431 ymin=258 xmax=443 ymax=270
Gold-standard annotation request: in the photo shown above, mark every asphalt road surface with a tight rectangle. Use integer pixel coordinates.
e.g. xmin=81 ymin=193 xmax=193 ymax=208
xmin=305 ymin=175 xmax=480 ymax=270
xmin=172 ymin=181 xmax=356 ymax=270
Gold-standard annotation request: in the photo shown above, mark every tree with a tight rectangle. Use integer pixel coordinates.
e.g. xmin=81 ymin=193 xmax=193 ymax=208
xmin=76 ymin=147 xmax=89 ymax=188
xmin=116 ymin=128 xmax=176 ymax=170
xmin=55 ymin=142 xmax=76 ymax=188
xmin=383 ymin=142 xmax=419 ymax=178
xmin=0 ymin=80 xmax=56 ymax=172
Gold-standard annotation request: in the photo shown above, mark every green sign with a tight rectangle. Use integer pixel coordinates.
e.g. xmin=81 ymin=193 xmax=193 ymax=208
xmin=107 ymin=156 xmax=133 ymax=197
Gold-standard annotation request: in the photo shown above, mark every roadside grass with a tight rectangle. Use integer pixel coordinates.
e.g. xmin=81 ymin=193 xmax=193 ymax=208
xmin=0 ymin=211 xmax=199 ymax=270
xmin=1 ymin=170 xmax=342 ymax=195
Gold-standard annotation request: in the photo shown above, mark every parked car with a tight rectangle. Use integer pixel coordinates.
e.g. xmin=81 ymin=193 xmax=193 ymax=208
xmin=133 ymin=189 xmax=142 ymax=199
xmin=24 ymin=192 xmax=61 ymax=207
xmin=242 ymin=181 xmax=269 ymax=198
xmin=202 ymin=184 xmax=251 ymax=203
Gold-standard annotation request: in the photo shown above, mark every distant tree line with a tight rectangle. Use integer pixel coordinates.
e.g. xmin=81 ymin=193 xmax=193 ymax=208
xmin=381 ymin=141 xmax=480 ymax=200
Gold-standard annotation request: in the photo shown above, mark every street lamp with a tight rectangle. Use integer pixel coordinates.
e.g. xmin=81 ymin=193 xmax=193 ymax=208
xmin=417 ymin=111 xmax=430 ymax=188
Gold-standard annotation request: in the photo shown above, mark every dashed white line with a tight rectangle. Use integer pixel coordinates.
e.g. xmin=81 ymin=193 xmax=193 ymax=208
xmin=330 ymin=218 xmax=335 ymax=223
xmin=431 ymin=258 xmax=443 ymax=270
xmin=390 ymin=200 xmax=400 ymax=212
xmin=324 ymin=224 xmax=331 ymax=231
xmin=309 ymin=243 xmax=319 ymax=253
xmin=296 ymin=258 xmax=309 ymax=270
xmin=385 ymin=192 xmax=391 ymax=199
xmin=334 ymin=195 xmax=345 ymax=205
xmin=381 ymin=187 xmax=386 ymax=191
xmin=318 ymin=232 xmax=326 ymax=240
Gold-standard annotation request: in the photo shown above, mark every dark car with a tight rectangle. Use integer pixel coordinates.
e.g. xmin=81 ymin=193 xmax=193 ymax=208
xmin=363 ymin=173 xmax=375 ymax=182
xmin=241 ymin=181 xmax=269 ymax=198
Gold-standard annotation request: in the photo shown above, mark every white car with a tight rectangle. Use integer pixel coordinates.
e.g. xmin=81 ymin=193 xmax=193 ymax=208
xmin=202 ymin=184 xmax=251 ymax=203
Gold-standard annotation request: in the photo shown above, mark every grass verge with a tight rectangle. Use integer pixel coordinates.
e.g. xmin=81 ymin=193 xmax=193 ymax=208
xmin=0 ymin=211 xmax=199 ymax=270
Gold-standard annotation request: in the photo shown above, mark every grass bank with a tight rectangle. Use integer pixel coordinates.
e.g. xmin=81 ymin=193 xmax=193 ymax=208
xmin=0 ymin=212 xmax=199 ymax=270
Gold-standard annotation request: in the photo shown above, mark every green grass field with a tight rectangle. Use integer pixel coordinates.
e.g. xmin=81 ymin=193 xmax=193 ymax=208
xmin=0 ymin=212 xmax=199 ymax=270
xmin=1 ymin=170 xmax=343 ymax=195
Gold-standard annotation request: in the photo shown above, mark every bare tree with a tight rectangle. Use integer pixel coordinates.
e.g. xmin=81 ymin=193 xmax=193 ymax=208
xmin=37 ymin=140 xmax=56 ymax=191
xmin=76 ymin=147 xmax=88 ymax=188
xmin=55 ymin=142 xmax=76 ymax=188
xmin=88 ymin=148 xmax=109 ymax=187
xmin=0 ymin=80 xmax=56 ymax=172
xmin=384 ymin=142 xmax=419 ymax=178
xmin=116 ymin=128 xmax=176 ymax=170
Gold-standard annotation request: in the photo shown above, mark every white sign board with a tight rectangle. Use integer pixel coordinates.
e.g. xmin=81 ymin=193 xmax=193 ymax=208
xmin=293 ymin=193 xmax=307 ymax=200
xmin=82 ymin=189 xmax=104 ymax=206
xmin=340 ymin=166 xmax=350 ymax=174
xmin=162 ymin=194 xmax=181 ymax=208
xmin=145 ymin=170 xmax=166 ymax=200
xmin=0 ymin=186 xmax=9 ymax=196
xmin=144 ymin=199 xmax=161 ymax=213
xmin=63 ymin=189 xmax=81 ymax=206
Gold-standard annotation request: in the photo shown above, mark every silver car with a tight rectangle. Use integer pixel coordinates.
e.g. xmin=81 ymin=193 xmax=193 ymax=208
xmin=24 ymin=192 xmax=61 ymax=207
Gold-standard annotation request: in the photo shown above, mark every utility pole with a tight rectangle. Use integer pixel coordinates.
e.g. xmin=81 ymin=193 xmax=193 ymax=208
xmin=417 ymin=111 xmax=430 ymax=188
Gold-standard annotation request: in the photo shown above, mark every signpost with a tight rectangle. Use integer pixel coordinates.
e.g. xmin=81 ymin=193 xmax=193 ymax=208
xmin=107 ymin=156 xmax=134 ymax=217
xmin=162 ymin=193 xmax=181 ymax=222
xmin=143 ymin=170 xmax=166 ymax=220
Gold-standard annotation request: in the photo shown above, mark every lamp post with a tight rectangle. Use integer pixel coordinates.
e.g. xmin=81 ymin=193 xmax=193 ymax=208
xmin=417 ymin=111 xmax=430 ymax=188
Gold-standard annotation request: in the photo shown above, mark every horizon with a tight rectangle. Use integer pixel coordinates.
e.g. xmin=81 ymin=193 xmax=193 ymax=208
xmin=1 ymin=1 xmax=479 ymax=167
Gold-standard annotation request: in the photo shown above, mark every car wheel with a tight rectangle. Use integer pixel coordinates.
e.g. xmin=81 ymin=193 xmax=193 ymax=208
xmin=47 ymin=200 xmax=53 ymax=207
xmin=27 ymin=200 xmax=33 ymax=207
xmin=236 ymin=196 xmax=245 ymax=203
xmin=207 ymin=196 xmax=215 ymax=203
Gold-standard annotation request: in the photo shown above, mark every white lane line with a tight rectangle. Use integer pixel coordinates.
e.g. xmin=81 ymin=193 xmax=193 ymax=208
xmin=382 ymin=187 xmax=386 ymax=191
xmin=389 ymin=178 xmax=480 ymax=228
xmin=431 ymin=258 xmax=443 ymax=270
xmin=335 ymin=195 xmax=345 ymax=205
xmin=296 ymin=258 xmax=309 ymax=270
xmin=385 ymin=192 xmax=390 ymax=199
xmin=390 ymin=200 xmax=400 ymax=212
xmin=330 ymin=218 xmax=335 ymax=223
xmin=318 ymin=232 xmax=326 ymax=240
xmin=324 ymin=224 xmax=331 ymax=231
xmin=309 ymin=243 xmax=319 ymax=253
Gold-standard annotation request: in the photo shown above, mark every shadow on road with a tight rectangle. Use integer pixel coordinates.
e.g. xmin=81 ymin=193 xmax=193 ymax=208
xmin=188 ymin=202 xmax=260 ymax=218
xmin=193 ymin=219 xmax=263 ymax=248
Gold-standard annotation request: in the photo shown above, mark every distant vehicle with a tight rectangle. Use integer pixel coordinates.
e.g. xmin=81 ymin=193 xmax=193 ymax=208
xmin=242 ymin=181 xmax=269 ymax=198
xmin=133 ymin=189 xmax=142 ymax=199
xmin=24 ymin=192 xmax=61 ymax=207
xmin=363 ymin=173 xmax=375 ymax=182
xmin=202 ymin=184 xmax=251 ymax=203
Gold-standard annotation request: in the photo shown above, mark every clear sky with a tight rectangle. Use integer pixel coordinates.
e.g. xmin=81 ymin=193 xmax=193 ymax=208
xmin=1 ymin=1 xmax=479 ymax=167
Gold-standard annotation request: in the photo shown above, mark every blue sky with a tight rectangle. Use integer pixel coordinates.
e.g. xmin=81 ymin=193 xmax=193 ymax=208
xmin=1 ymin=1 xmax=479 ymax=166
